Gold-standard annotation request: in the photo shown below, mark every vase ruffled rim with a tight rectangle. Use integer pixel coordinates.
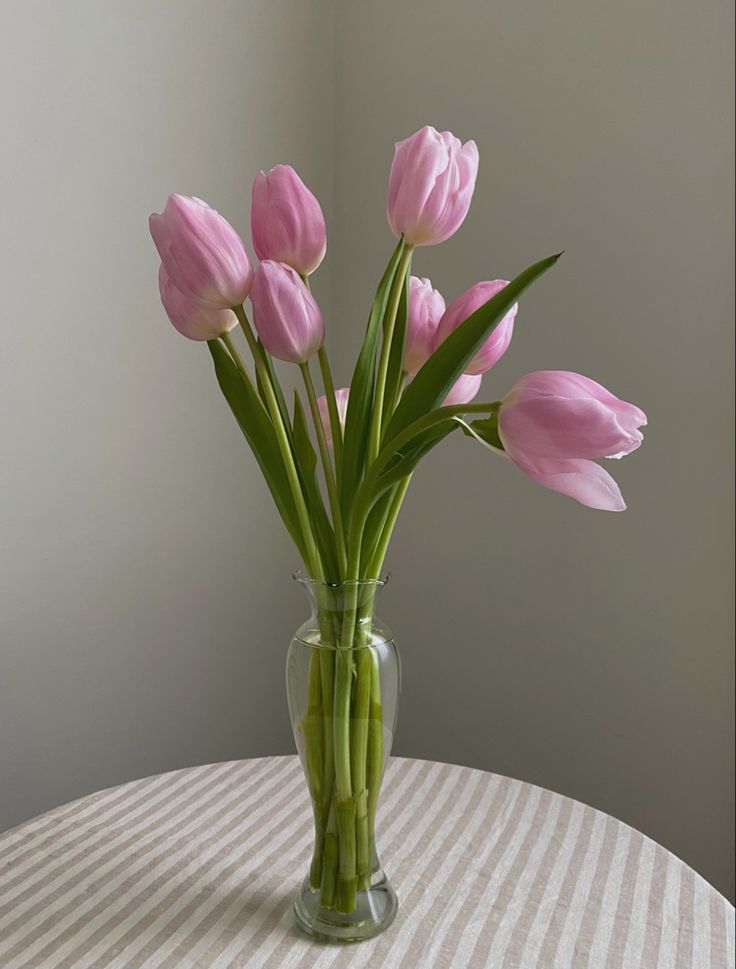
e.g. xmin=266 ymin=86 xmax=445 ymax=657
xmin=292 ymin=569 xmax=391 ymax=590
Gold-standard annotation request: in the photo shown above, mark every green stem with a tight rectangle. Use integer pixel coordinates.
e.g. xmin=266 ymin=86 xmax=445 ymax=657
xmin=232 ymin=306 xmax=323 ymax=580
xmin=300 ymin=362 xmax=348 ymax=578
xmin=368 ymin=474 xmax=412 ymax=578
xmin=367 ymin=242 xmax=413 ymax=463
xmin=317 ymin=346 xmax=343 ymax=482
xmin=303 ymin=649 xmax=324 ymax=888
xmin=220 ymin=331 xmax=257 ymax=393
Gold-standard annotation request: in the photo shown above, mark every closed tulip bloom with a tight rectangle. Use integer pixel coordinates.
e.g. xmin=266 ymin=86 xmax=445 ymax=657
xmin=404 ymin=276 xmax=445 ymax=375
xmin=387 ymin=126 xmax=479 ymax=246
xmin=150 ymin=194 xmax=253 ymax=309
xmin=498 ymin=371 xmax=647 ymax=511
xmin=250 ymin=260 xmax=325 ymax=363
xmin=251 ymin=165 xmax=326 ymax=276
xmin=444 ymin=373 xmax=482 ymax=406
xmin=317 ymin=387 xmax=350 ymax=448
xmin=435 ymin=280 xmax=517 ymax=375
xmin=158 ymin=265 xmax=237 ymax=341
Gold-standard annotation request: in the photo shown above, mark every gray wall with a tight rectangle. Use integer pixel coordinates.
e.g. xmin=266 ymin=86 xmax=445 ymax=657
xmin=1 ymin=0 xmax=733 ymax=902
xmin=0 ymin=0 xmax=333 ymax=832
xmin=332 ymin=0 xmax=734 ymax=900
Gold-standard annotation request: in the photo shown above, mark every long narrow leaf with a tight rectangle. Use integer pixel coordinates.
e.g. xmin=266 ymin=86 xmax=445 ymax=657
xmin=340 ymin=239 xmax=404 ymax=520
xmin=208 ymin=341 xmax=307 ymax=560
xmin=292 ymin=391 xmax=339 ymax=580
xmin=372 ymin=420 xmax=457 ymax=504
xmin=382 ymin=262 xmax=411 ymax=436
xmin=384 ymin=253 xmax=561 ymax=443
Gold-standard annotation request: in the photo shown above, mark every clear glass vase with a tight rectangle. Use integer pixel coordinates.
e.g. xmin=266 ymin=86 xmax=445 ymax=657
xmin=286 ymin=571 xmax=400 ymax=943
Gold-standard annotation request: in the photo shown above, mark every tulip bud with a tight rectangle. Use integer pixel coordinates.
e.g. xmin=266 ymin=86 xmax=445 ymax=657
xmin=443 ymin=373 xmax=482 ymax=407
xmin=149 ymin=194 xmax=253 ymax=309
xmin=435 ymin=280 xmax=517 ymax=375
xmin=498 ymin=371 xmax=647 ymax=511
xmin=317 ymin=387 xmax=350 ymax=448
xmin=158 ymin=265 xmax=237 ymax=341
xmin=387 ymin=126 xmax=479 ymax=246
xmin=404 ymin=277 xmax=445 ymax=375
xmin=251 ymin=165 xmax=327 ymax=276
xmin=250 ymin=261 xmax=325 ymax=363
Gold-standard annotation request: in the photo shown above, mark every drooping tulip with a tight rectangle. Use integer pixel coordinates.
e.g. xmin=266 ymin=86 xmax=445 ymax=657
xmin=387 ymin=126 xmax=479 ymax=246
xmin=498 ymin=371 xmax=647 ymax=511
xmin=249 ymin=261 xmax=324 ymax=363
xmin=404 ymin=276 xmax=445 ymax=375
xmin=435 ymin=280 xmax=517 ymax=375
xmin=251 ymin=165 xmax=327 ymax=276
xmin=157 ymin=265 xmax=237 ymax=341
xmin=149 ymin=194 xmax=253 ymax=309
xmin=317 ymin=387 xmax=350 ymax=448
xmin=443 ymin=372 xmax=482 ymax=407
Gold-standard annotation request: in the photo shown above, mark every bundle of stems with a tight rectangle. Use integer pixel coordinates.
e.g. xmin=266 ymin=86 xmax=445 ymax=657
xmin=208 ymin=240 xmax=559 ymax=911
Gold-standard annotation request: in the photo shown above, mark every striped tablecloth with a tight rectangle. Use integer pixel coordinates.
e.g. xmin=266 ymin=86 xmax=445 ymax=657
xmin=0 ymin=756 xmax=732 ymax=969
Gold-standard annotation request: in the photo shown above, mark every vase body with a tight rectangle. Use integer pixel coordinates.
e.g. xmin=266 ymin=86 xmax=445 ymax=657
xmin=286 ymin=572 xmax=400 ymax=942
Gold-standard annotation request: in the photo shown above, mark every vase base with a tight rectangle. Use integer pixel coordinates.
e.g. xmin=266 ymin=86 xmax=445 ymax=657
xmin=293 ymin=869 xmax=398 ymax=943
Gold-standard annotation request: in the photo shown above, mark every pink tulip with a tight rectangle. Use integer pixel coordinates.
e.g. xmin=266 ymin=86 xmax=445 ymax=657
xmin=251 ymin=165 xmax=327 ymax=276
xmin=435 ymin=280 xmax=517 ymax=375
xmin=444 ymin=373 xmax=482 ymax=407
xmin=249 ymin=260 xmax=324 ymax=363
xmin=404 ymin=276 xmax=445 ymax=375
xmin=149 ymin=194 xmax=253 ymax=309
xmin=157 ymin=265 xmax=237 ymax=341
xmin=498 ymin=371 xmax=647 ymax=511
xmin=317 ymin=387 xmax=350 ymax=448
xmin=387 ymin=126 xmax=479 ymax=246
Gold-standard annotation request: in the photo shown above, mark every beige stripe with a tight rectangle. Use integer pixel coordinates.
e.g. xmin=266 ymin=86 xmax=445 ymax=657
xmin=692 ymin=877 xmax=712 ymax=967
xmin=566 ymin=813 xmax=619 ymax=964
xmin=109 ymin=778 xmax=312 ymax=969
xmin=500 ymin=794 xmax=575 ymax=966
xmin=0 ymin=769 xmax=171 ymax=864
xmin=655 ymin=852 xmax=683 ymax=969
xmin=0 ymin=767 xmax=191 ymax=899
xmin=426 ymin=780 xmax=535 ymax=969
xmin=726 ymin=904 xmax=735 ymax=969
xmin=1 ymin=759 xmax=284 ymax=967
xmin=619 ymin=837 xmax=657 ymax=968
xmin=43 ymin=759 xmax=302 ymax=969
xmin=534 ymin=803 xmax=597 ymax=965
xmin=582 ymin=825 xmax=633 ymax=969
xmin=395 ymin=773 xmax=512 ymax=969
xmin=604 ymin=828 xmax=645 ymax=967
xmin=453 ymin=784 xmax=558 ymax=969
xmin=674 ymin=864 xmax=695 ymax=969
xmin=333 ymin=764 xmax=481 ymax=969
xmin=709 ymin=890 xmax=728 ymax=969
xmin=639 ymin=844 xmax=669 ymax=967
xmin=263 ymin=761 xmax=462 ymax=969
xmin=252 ymin=760 xmax=441 ymax=969
xmin=467 ymin=788 xmax=555 ymax=967
xmin=182 ymin=759 xmax=430 ymax=969
xmin=0 ymin=759 xmax=247 ymax=949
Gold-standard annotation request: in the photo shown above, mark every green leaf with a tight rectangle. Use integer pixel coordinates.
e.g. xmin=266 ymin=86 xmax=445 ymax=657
xmin=460 ymin=411 xmax=504 ymax=451
xmin=292 ymin=391 xmax=339 ymax=580
xmin=340 ymin=238 xmax=405 ymax=520
xmin=384 ymin=253 xmax=562 ymax=443
xmin=208 ymin=340 xmax=306 ymax=560
xmin=373 ymin=420 xmax=457 ymax=503
xmin=381 ymin=255 xmax=411 ymax=432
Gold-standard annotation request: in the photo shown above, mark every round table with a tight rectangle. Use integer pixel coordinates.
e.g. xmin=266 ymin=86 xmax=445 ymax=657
xmin=0 ymin=756 xmax=732 ymax=969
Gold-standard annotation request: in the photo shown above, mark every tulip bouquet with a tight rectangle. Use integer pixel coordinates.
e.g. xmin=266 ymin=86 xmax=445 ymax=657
xmin=150 ymin=125 xmax=646 ymax=928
